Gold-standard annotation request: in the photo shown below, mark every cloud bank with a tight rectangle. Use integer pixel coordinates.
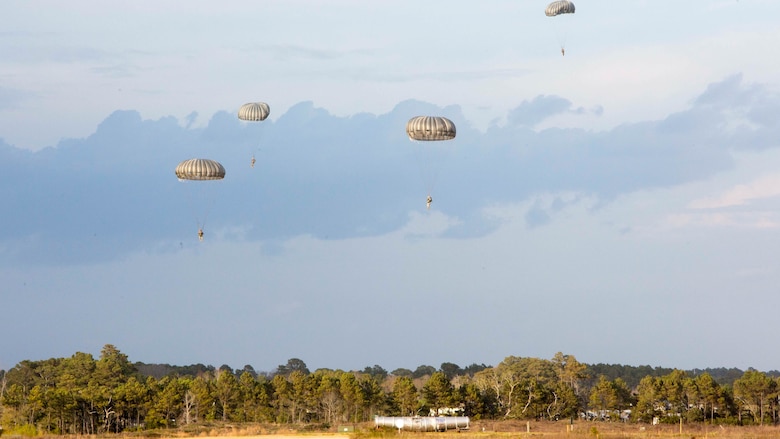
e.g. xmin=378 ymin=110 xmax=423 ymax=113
xmin=3 ymin=75 xmax=778 ymax=267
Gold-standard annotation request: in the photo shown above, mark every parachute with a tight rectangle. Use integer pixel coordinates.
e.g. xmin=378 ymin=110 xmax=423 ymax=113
xmin=545 ymin=0 xmax=575 ymax=16
xmin=406 ymin=116 xmax=456 ymax=141
xmin=238 ymin=102 xmax=270 ymax=122
xmin=175 ymin=158 xmax=225 ymax=241
xmin=405 ymin=116 xmax=456 ymax=209
xmin=238 ymin=102 xmax=270 ymax=167
xmin=175 ymin=158 xmax=226 ymax=181
xmin=545 ymin=1 xmax=575 ymax=55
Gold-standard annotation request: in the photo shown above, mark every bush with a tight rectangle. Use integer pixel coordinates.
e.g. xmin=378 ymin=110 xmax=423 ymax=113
xmin=5 ymin=424 xmax=37 ymax=437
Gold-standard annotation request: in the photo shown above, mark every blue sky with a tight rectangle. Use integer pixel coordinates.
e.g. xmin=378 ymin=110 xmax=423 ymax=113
xmin=2 ymin=1 xmax=780 ymax=374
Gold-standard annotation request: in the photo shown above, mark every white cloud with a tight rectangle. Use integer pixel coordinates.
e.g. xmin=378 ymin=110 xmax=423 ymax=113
xmin=688 ymin=174 xmax=780 ymax=209
xmin=397 ymin=210 xmax=463 ymax=239
xmin=665 ymin=211 xmax=780 ymax=229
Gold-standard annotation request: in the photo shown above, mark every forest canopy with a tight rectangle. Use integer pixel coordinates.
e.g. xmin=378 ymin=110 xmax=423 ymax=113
xmin=1 ymin=345 xmax=779 ymax=435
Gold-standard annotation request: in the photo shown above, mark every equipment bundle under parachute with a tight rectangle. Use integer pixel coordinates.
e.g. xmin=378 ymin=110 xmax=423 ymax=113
xmin=405 ymin=116 xmax=456 ymax=210
xmin=237 ymin=102 xmax=271 ymax=168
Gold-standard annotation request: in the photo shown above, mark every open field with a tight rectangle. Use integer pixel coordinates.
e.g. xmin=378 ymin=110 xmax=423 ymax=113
xmin=81 ymin=421 xmax=780 ymax=439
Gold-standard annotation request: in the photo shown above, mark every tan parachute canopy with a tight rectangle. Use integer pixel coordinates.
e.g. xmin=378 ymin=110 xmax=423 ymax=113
xmin=545 ymin=0 xmax=575 ymax=16
xmin=237 ymin=102 xmax=270 ymax=121
xmin=175 ymin=158 xmax=226 ymax=181
xmin=406 ymin=116 xmax=456 ymax=141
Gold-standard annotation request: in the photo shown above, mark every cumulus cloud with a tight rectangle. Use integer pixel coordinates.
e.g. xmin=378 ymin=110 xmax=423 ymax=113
xmin=689 ymin=174 xmax=780 ymax=209
xmin=665 ymin=211 xmax=780 ymax=229
xmin=258 ymin=43 xmax=364 ymax=62
xmin=184 ymin=111 xmax=199 ymax=129
xmin=0 ymin=86 xmax=36 ymax=111
xmin=2 ymin=75 xmax=779 ymax=266
xmin=506 ymin=95 xmax=575 ymax=128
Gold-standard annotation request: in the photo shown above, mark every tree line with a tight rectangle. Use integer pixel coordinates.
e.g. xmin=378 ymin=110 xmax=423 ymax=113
xmin=1 ymin=344 xmax=779 ymax=435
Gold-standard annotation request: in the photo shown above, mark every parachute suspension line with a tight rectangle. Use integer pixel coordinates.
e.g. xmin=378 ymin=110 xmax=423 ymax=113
xmin=252 ymin=129 xmax=264 ymax=168
xmin=411 ymin=138 xmax=448 ymax=208
xmin=558 ymin=23 xmax=569 ymax=54
xmin=411 ymin=139 xmax=434 ymax=197
xmin=547 ymin=15 xmax=569 ymax=55
xmin=252 ymin=125 xmax=267 ymax=169
xmin=249 ymin=130 xmax=263 ymax=169
xmin=194 ymin=179 xmax=223 ymax=238
xmin=428 ymin=144 xmax=446 ymax=196
xmin=179 ymin=179 xmax=202 ymax=233
xmin=180 ymin=181 xmax=219 ymax=239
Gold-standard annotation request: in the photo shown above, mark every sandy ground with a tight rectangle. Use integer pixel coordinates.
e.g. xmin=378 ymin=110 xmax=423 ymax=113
xmin=209 ymin=437 xmax=339 ymax=439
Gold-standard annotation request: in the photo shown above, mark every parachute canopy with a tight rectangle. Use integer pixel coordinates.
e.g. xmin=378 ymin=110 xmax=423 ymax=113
xmin=175 ymin=158 xmax=226 ymax=181
xmin=406 ymin=116 xmax=456 ymax=141
xmin=545 ymin=0 xmax=575 ymax=16
xmin=238 ymin=102 xmax=270 ymax=121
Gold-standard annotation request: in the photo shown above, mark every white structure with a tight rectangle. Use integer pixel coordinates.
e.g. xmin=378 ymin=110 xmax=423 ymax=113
xmin=374 ymin=416 xmax=469 ymax=432
xmin=429 ymin=407 xmax=465 ymax=416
